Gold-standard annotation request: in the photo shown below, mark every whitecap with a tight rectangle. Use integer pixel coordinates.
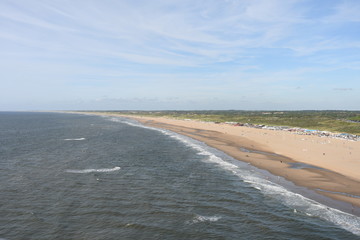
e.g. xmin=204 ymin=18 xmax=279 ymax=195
xmin=243 ymin=180 xmax=254 ymax=184
xmin=66 ymin=166 xmax=121 ymax=173
xmin=189 ymin=215 xmax=222 ymax=224
xmin=64 ymin=138 xmax=86 ymax=141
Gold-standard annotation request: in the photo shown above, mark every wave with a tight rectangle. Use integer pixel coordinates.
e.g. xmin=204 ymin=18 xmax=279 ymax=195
xmin=66 ymin=166 xmax=121 ymax=173
xmin=188 ymin=214 xmax=222 ymax=224
xmin=64 ymin=138 xmax=86 ymax=141
xmin=108 ymin=116 xmax=360 ymax=236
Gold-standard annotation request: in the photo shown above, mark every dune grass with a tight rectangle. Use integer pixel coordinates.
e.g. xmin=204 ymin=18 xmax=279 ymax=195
xmin=97 ymin=110 xmax=360 ymax=135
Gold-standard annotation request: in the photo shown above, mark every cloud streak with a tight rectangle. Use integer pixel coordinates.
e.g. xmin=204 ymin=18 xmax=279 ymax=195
xmin=0 ymin=0 xmax=359 ymax=110
xmin=2 ymin=0 xmax=359 ymax=63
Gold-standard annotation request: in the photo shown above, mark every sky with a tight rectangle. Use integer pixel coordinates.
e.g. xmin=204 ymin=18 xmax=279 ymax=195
xmin=0 ymin=0 xmax=359 ymax=111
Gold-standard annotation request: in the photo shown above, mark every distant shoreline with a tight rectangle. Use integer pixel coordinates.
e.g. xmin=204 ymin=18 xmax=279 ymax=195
xmin=71 ymin=110 xmax=360 ymax=136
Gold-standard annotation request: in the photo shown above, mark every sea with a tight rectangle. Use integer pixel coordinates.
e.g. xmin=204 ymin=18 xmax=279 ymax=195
xmin=1 ymin=112 xmax=360 ymax=240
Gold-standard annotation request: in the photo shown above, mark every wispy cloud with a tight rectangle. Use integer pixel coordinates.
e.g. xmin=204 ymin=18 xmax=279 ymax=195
xmin=0 ymin=0 xmax=359 ymax=110
xmin=2 ymin=0 xmax=358 ymax=63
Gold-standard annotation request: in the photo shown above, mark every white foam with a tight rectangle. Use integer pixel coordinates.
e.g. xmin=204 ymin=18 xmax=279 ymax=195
xmin=239 ymin=174 xmax=360 ymax=235
xmin=189 ymin=215 xmax=222 ymax=224
xmin=64 ymin=138 xmax=86 ymax=141
xmin=243 ymin=180 xmax=254 ymax=184
xmin=66 ymin=166 xmax=121 ymax=173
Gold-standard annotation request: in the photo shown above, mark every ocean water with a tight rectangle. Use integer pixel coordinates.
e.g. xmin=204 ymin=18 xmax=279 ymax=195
xmin=0 ymin=112 xmax=360 ymax=240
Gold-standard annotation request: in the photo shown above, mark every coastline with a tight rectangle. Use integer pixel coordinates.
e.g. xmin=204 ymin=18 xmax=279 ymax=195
xmin=73 ymin=112 xmax=360 ymax=215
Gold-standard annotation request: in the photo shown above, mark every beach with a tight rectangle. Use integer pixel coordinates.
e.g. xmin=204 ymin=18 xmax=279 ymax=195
xmin=75 ymin=112 xmax=360 ymax=214
xmin=113 ymin=115 xmax=360 ymax=212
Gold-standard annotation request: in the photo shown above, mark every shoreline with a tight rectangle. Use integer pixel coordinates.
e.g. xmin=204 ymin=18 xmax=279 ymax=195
xmin=124 ymin=115 xmax=360 ymax=215
xmin=70 ymin=112 xmax=360 ymax=216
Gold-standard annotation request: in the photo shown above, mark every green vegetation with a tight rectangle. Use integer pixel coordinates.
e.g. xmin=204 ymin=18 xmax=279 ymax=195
xmin=97 ymin=110 xmax=360 ymax=135
xmin=349 ymin=115 xmax=360 ymax=122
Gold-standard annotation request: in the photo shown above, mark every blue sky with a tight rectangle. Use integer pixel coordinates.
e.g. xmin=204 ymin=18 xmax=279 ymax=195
xmin=1 ymin=0 xmax=359 ymax=110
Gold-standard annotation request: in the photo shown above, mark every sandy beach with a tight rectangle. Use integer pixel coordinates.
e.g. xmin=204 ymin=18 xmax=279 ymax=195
xmin=116 ymin=115 xmax=360 ymax=211
xmin=79 ymin=112 xmax=360 ymax=214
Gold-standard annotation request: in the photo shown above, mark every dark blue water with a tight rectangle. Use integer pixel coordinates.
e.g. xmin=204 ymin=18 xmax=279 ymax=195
xmin=1 ymin=112 xmax=359 ymax=239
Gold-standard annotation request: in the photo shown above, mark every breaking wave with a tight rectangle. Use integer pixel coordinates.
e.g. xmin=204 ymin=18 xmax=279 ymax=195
xmin=66 ymin=166 xmax=121 ymax=173
xmin=64 ymin=138 xmax=86 ymax=141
